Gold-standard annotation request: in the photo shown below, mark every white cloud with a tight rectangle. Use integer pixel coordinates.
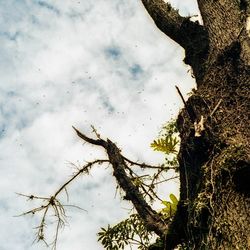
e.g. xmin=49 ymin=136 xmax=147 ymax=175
xmin=0 ymin=0 xmax=196 ymax=249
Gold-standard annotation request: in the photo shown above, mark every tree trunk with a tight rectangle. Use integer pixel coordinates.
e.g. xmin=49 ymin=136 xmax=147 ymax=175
xmin=141 ymin=0 xmax=250 ymax=249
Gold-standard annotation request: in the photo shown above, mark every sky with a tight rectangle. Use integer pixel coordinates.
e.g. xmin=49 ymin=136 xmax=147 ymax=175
xmin=0 ymin=0 xmax=200 ymax=249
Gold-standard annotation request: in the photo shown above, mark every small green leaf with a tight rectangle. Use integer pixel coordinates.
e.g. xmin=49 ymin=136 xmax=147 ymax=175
xmin=160 ymin=194 xmax=179 ymax=218
xmin=170 ymin=194 xmax=178 ymax=205
xmin=98 ymin=214 xmax=152 ymax=249
xmin=150 ymin=135 xmax=178 ymax=154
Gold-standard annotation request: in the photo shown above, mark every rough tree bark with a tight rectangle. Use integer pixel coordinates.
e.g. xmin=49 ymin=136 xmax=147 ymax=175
xmin=139 ymin=0 xmax=250 ymax=249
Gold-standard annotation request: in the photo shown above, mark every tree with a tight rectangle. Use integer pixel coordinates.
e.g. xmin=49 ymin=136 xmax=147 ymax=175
xmin=20 ymin=1 xmax=250 ymax=249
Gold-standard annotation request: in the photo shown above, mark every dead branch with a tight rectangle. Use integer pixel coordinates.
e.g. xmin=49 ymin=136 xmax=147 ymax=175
xmin=210 ymin=98 xmax=222 ymax=117
xmin=19 ymin=127 xmax=177 ymax=249
xmin=123 ymin=155 xmax=177 ymax=170
xmin=72 ymin=126 xmax=107 ymax=147
xmin=73 ymin=128 xmax=169 ymax=237
xmin=175 ymin=85 xmax=196 ymax=122
xmin=17 ymin=159 xmax=108 ymax=249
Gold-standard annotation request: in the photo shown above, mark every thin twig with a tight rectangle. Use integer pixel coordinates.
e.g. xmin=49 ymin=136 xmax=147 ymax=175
xmin=210 ymin=99 xmax=222 ymax=117
xmin=90 ymin=125 xmax=101 ymax=139
xmin=123 ymin=156 xmax=165 ymax=169
xmin=175 ymin=85 xmax=188 ymax=108
xmin=153 ymin=176 xmax=179 ymax=186
xmin=18 ymin=158 xmax=109 ymax=249
xmin=175 ymin=85 xmax=196 ymax=122
xmin=54 ymin=159 xmax=108 ymax=197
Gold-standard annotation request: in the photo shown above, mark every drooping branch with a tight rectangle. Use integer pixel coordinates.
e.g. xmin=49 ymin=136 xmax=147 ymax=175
xmin=73 ymin=127 xmax=169 ymax=237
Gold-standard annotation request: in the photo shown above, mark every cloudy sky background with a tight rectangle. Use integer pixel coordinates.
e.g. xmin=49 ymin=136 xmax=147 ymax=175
xmin=0 ymin=0 xmax=200 ymax=249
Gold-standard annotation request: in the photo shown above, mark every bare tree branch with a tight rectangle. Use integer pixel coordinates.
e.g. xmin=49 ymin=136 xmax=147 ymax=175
xmin=17 ymin=159 xmax=107 ymax=249
xmin=72 ymin=126 xmax=107 ymax=147
xmin=141 ymin=0 xmax=187 ymax=47
xmin=122 ymin=155 xmax=176 ymax=170
xmin=141 ymin=0 xmax=205 ymax=48
xmin=19 ymin=126 xmax=178 ymax=249
xmin=141 ymin=0 xmax=209 ymax=82
xmin=73 ymin=127 xmax=169 ymax=237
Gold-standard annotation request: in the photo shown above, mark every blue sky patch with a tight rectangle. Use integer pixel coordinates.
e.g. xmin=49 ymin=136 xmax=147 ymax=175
xmin=102 ymin=99 xmax=115 ymax=113
xmin=0 ymin=31 xmax=20 ymax=41
xmin=36 ymin=1 xmax=60 ymax=15
xmin=67 ymin=4 xmax=93 ymax=21
xmin=0 ymin=124 xmax=6 ymax=139
xmin=7 ymin=91 xmax=16 ymax=97
xmin=99 ymin=93 xmax=115 ymax=113
xmin=129 ymin=64 xmax=143 ymax=78
xmin=104 ymin=46 xmax=121 ymax=60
